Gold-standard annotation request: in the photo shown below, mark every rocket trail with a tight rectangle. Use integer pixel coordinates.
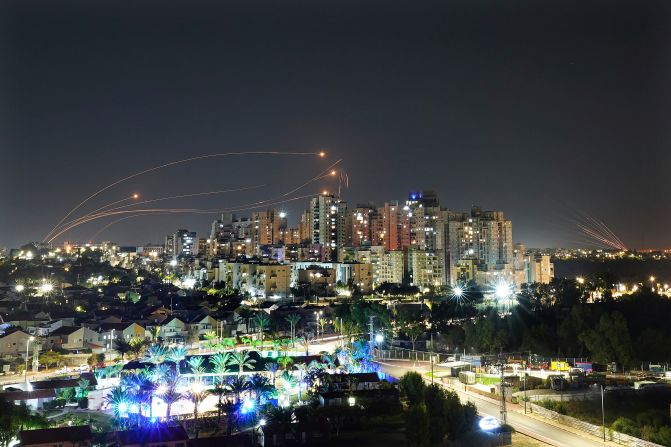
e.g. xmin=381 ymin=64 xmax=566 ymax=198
xmin=43 ymin=150 xmax=323 ymax=241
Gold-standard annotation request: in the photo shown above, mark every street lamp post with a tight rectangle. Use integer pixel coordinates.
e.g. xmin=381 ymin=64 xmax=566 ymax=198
xmin=25 ymin=336 xmax=35 ymax=383
xmin=601 ymin=384 xmax=606 ymax=442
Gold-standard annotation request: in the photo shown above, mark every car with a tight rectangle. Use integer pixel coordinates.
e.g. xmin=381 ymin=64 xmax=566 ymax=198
xmin=56 ymin=366 xmax=71 ymax=374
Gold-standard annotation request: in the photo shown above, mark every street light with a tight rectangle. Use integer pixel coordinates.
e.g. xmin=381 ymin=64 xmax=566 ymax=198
xmin=25 ymin=336 xmax=35 ymax=383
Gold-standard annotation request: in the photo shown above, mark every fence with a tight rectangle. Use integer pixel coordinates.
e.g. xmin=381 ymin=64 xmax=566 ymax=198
xmin=376 ymin=348 xmax=446 ymax=363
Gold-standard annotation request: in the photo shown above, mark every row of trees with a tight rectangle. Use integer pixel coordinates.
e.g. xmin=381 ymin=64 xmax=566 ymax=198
xmin=399 ymin=372 xmax=477 ymax=446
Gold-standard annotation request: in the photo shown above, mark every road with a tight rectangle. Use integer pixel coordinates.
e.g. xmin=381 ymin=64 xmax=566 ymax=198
xmin=377 ymin=360 xmax=610 ymax=447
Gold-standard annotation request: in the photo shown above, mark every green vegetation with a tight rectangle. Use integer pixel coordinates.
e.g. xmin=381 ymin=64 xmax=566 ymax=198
xmin=539 ymin=390 xmax=671 ymax=446
xmin=399 ymin=372 xmax=478 ymax=446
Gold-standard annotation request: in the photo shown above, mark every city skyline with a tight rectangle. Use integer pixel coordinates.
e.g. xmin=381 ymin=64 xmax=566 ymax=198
xmin=2 ymin=0 xmax=670 ymax=249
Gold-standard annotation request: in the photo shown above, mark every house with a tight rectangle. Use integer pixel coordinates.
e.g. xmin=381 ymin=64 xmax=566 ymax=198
xmin=159 ymin=316 xmax=187 ymax=343
xmin=96 ymin=322 xmax=146 ymax=351
xmin=114 ymin=425 xmax=189 ymax=447
xmin=46 ymin=326 xmax=100 ymax=351
xmin=0 ymin=389 xmax=55 ymax=410
xmin=0 ymin=328 xmax=32 ymax=357
xmin=20 ymin=425 xmax=92 ymax=447
xmin=318 ymin=388 xmax=399 ymax=407
xmin=324 ymin=373 xmax=382 ymax=392
xmin=186 ymin=314 xmax=218 ymax=337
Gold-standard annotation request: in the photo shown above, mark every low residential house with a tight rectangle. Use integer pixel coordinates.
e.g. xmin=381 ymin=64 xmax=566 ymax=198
xmin=114 ymin=426 xmax=188 ymax=447
xmin=324 ymin=373 xmax=383 ymax=392
xmin=0 ymin=389 xmax=55 ymax=410
xmin=20 ymin=425 xmax=92 ymax=447
xmin=186 ymin=314 xmax=219 ymax=337
xmin=159 ymin=316 xmax=187 ymax=343
xmin=96 ymin=322 xmax=146 ymax=352
xmin=27 ymin=319 xmax=64 ymax=337
xmin=46 ymin=326 xmax=100 ymax=352
xmin=319 ymin=388 xmax=399 ymax=407
xmin=0 ymin=328 xmax=32 ymax=357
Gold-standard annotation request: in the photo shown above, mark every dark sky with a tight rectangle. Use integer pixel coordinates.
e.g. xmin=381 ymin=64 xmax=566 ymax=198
xmin=1 ymin=0 xmax=670 ymax=249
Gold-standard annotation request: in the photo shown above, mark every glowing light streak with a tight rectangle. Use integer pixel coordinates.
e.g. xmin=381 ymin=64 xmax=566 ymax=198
xmin=43 ymin=150 xmax=322 ymax=241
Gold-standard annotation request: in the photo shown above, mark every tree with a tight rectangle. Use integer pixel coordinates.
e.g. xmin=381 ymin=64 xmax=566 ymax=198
xmin=187 ymin=356 xmax=206 ymax=380
xmin=424 ymin=384 xmax=465 ymax=444
xmin=226 ymin=375 xmax=249 ymax=404
xmin=158 ymin=370 xmax=183 ymax=420
xmin=254 ymin=313 xmax=271 ymax=345
xmin=579 ymin=311 xmax=635 ymax=369
xmin=264 ymin=362 xmax=279 ymax=385
xmin=186 ymin=384 xmax=207 ymax=435
xmin=248 ymin=374 xmax=273 ymax=404
xmin=404 ymin=322 xmax=424 ymax=351
xmin=145 ymin=344 xmax=167 ymax=364
xmin=39 ymin=350 xmax=63 ymax=368
xmin=399 ymin=371 xmax=425 ymax=406
xmin=404 ymin=403 xmax=430 ymax=447
xmin=113 ymin=337 xmax=132 ymax=361
xmin=128 ymin=337 xmax=148 ymax=360
xmin=167 ymin=346 xmax=187 ymax=365
xmin=210 ymin=352 xmax=231 ymax=383
xmin=209 ymin=383 xmax=227 ymax=423
xmin=285 ymin=313 xmax=301 ymax=346
xmin=228 ymin=350 xmax=256 ymax=376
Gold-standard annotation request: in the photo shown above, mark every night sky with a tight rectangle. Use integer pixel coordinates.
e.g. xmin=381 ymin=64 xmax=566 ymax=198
xmin=1 ymin=0 xmax=669 ymax=249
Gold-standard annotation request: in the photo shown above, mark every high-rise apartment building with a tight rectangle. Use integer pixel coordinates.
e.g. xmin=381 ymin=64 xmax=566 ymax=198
xmin=251 ymin=209 xmax=283 ymax=249
xmin=310 ymin=194 xmax=350 ymax=261
xmin=165 ymin=229 xmax=197 ymax=258
xmin=445 ymin=206 xmax=513 ymax=284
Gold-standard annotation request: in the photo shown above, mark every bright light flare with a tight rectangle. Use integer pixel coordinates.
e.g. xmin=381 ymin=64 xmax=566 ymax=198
xmin=319 ymin=151 xmax=326 ymax=157
xmin=479 ymin=416 xmax=500 ymax=431
xmin=493 ymin=280 xmax=514 ymax=300
xmin=375 ymin=334 xmax=384 ymax=343
xmin=14 ymin=284 xmax=25 ymax=293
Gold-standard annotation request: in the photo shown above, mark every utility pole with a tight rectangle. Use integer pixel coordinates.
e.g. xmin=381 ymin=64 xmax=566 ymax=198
xmin=601 ymin=384 xmax=606 ymax=442
xmin=368 ymin=315 xmax=375 ymax=351
xmin=499 ymin=361 xmax=507 ymax=425
xmin=524 ymin=372 xmax=528 ymax=414
xmin=430 ymin=332 xmax=434 ymax=385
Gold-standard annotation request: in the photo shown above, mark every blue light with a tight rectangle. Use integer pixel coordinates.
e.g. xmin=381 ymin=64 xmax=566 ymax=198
xmin=240 ymin=399 xmax=255 ymax=414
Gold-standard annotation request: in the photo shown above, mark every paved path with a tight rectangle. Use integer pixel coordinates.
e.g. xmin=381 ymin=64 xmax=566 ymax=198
xmin=377 ymin=360 xmax=615 ymax=447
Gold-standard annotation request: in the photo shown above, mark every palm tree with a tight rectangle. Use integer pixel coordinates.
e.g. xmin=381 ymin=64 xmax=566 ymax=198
xmin=228 ymin=350 xmax=256 ymax=376
xmin=186 ymin=383 xmax=207 ymax=435
xmin=208 ymin=383 xmax=228 ymax=423
xmin=248 ymin=374 xmax=273 ymax=405
xmin=158 ymin=369 xmax=183 ymax=420
xmin=226 ymin=375 xmax=249 ymax=404
xmin=187 ymin=356 xmax=205 ymax=382
xmin=210 ymin=352 xmax=231 ymax=384
xmin=129 ymin=337 xmax=148 ymax=360
xmin=285 ymin=314 xmax=301 ymax=347
xmin=148 ymin=326 xmax=161 ymax=343
xmin=167 ymin=346 xmax=188 ymax=367
xmin=151 ymin=363 xmax=170 ymax=384
xmin=294 ymin=363 xmax=307 ymax=401
xmin=113 ymin=337 xmax=131 ymax=360
xmin=203 ymin=331 xmax=218 ymax=351
xmin=145 ymin=344 xmax=167 ymax=364
xmin=264 ymin=362 xmax=279 ymax=385
xmin=264 ymin=406 xmax=293 ymax=442
xmin=277 ymin=355 xmax=293 ymax=371
xmin=219 ymin=399 xmax=239 ymax=436
xmin=104 ymin=386 xmax=129 ymax=418
xmin=254 ymin=313 xmax=270 ymax=345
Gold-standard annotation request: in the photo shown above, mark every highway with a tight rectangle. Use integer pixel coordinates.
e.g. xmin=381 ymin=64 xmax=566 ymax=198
xmin=377 ymin=360 xmax=610 ymax=447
